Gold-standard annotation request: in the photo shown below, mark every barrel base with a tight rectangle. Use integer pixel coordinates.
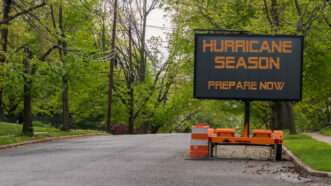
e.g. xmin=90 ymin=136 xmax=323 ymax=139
xmin=189 ymin=150 xmax=209 ymax=159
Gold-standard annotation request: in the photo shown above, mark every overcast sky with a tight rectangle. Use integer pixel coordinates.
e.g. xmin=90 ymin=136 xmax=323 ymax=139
xmin=146 ymin=8 xmax=172 ymax=62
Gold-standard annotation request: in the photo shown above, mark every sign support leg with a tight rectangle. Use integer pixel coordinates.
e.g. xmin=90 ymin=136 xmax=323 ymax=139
xmin=241 ymin=101 xmax=250 ymax=137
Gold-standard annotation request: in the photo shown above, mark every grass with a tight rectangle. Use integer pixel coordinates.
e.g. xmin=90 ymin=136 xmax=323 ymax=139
xmin=0 ymin=122 xmax=107 ymax=146
xmin=285 ymin=134 xmax=331 ymax=172
xmin=320 ymin=127 xmax=331 ymax=136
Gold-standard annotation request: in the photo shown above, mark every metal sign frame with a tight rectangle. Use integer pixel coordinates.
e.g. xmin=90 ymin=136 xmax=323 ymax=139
xmin=193 ymin=33 xmax=304 ymax=101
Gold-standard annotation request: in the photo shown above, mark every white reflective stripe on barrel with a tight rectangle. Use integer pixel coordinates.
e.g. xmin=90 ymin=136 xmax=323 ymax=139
xmin=192 ymin=127 xmax=208 ymax=134
xmin=190 ymin=139 xmax=208 ymax=146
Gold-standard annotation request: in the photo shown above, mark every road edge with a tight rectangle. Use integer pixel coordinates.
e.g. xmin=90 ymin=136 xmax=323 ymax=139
xmin=283 ymin=146 xmax=331 ymax=177
xmin=0 ymin=134 xmax=109 ymax=150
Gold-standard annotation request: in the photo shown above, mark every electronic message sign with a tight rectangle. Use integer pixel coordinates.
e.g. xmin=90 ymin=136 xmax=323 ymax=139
xmin=194 ymin=34 xmax=303 ymax=101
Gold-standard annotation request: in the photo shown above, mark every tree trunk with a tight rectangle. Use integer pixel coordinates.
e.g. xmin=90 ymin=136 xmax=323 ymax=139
xmin=127 ymin=9 xmax=134 ymax=134
xmin=106 ymin=0 xmax=118 ymax=133
xmin=58 ymin=0 xmax=70 ymax=131
xmin=270 ymin=0 xmax=280 ymax=33
xmin=22 ymin=47 xmax=33 ymax=136
xmin=62 ymin=74 xmax=70 ymax=131
xmin=138 ymin=0 xmax=147 ymax=82
xmin=326 ymin=99 xmax=331 ymax=127
xmin=286 ymin=102 xmax=296 ymax=134
xmin=0 ymin=0 xmax=10 ymax=52
xmin=271 ymin=102 xmax=280 ymax=129
xmin=128 ymin=86 xmax=134 ymax=134
xmin=270 ymin=0 xmax=282 ymax=131
xmin=269 ymin=0 xmax=296 ymax=133
xmin=271 ymin=101 xmax=296 ymax=133
xmin=0 ymin=0 xmax=12 ymax=119
xmin=279 ymin=102 xmax=289 ymax=131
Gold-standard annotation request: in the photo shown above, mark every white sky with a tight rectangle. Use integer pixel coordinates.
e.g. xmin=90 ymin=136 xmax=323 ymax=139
xmin=146 ymin=8 xmax=172 ymax=62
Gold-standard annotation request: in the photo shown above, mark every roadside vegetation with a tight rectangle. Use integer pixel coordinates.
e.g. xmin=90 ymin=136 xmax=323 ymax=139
xmin=320 ymin=128 xmax=331 ymax=136
xmin=0 ymin=0 xmax=330 ymax=135
xmin=0 ymin=122 xmax=105 ymax=146
xmin=285 ymin=134 xmax=331 ymax=172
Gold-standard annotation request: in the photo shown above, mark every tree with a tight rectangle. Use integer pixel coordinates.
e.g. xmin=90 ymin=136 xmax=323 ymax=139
xmin=263 ymin=0 xmax=330 ymax=134
xmin=22 ymin=47 xmax=33 ymax=136
xmin=135 ymin=0 xmax=160 ymax=82
xmin=0 ymin=0 xmax=46 ymax=120
xmin=165 ymin=0 xmax=331 ymax=133
xmin=106 ymin=0 xmax=118 ymax=133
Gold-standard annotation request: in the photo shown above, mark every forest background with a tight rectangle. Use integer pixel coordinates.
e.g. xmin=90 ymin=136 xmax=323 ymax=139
xmin=0 ymin=0 xmax=330 ymax=136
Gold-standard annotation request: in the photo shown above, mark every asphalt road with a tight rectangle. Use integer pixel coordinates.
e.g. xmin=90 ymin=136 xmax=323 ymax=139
xmin=0 ymin=134 xmax=330 ymax=186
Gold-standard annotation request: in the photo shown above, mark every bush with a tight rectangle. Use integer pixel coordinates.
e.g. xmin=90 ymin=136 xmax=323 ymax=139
xmin=111 ymin=123 xmax=129 ymax=134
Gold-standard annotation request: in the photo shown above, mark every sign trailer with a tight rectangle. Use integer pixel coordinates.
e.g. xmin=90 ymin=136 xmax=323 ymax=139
xmin=191 ymin=31 xmax=304 ymax=160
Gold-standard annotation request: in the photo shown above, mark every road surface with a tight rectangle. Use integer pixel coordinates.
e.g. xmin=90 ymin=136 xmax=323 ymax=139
xmin=0 ymin=134 xmax=330 ymax=186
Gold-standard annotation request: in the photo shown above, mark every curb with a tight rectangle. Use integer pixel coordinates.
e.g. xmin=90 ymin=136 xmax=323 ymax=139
xmin=283 ymin=146 xmax=331 ymax=177
xmin=0 ymin=134 xmax=108 ymax=150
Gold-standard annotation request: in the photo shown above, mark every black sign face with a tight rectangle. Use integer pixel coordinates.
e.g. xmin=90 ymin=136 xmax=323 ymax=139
xmin=194 ymin=33 xmax=303 ymax=101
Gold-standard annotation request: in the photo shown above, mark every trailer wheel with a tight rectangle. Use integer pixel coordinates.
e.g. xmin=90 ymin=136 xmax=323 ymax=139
xmin=275 ymin=144 xmax=282 ymax=161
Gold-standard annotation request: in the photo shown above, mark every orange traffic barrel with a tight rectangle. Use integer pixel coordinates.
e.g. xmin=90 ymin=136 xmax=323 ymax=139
xmin=190 ymin=123 xmax=209 ymax=159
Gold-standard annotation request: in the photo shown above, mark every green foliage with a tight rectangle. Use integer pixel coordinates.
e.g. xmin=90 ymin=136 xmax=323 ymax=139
xmin=165 ymin=0 xmax=331 ymax=132
xmin=320 ymin=128 xmax=331 ymax=136
xmin=0 ymin=122 xmax=106 ymax=146
xmin=1 ymin=0 xmax=330 ymax=134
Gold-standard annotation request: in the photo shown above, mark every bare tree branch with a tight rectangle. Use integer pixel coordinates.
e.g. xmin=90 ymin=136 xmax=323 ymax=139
xmin=263 ymin=0 xmax=273 ymax=27
xmin=39 ymin=45 xmax=61 ymax=61
xmin=294 ymin=0 xmax=302 ymax=16
xmin=0 ymin=1 xmax=46 ymax=24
